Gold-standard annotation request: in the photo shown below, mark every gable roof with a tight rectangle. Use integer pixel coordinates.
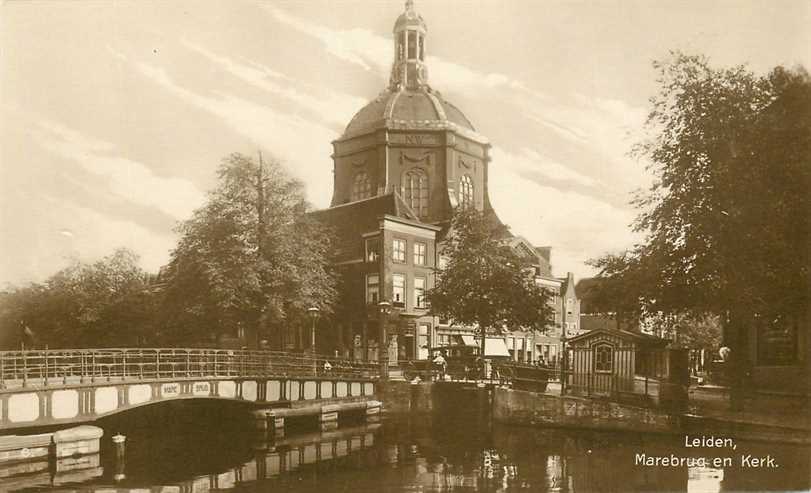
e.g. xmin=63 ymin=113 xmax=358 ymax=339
xmin=308 ymin=193 xmax=433 ymax=262
xmin=566 ymin=327 xmax=669 ymax=347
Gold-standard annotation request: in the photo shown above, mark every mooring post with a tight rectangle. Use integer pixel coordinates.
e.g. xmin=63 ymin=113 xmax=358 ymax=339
xmin=113 ymin=434 xmax=127 ymax=482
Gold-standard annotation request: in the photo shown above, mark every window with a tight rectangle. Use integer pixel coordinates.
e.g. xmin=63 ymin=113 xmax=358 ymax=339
xmin=407 ymin=31 xmax=416 ymax=59
xmin=366 ymin=274 xmax=379 ymax=305
xmin=594 ymin=344 xmax=613 ymax=373
xmin=419 ymin=34 xmax=425 ymax=60
xmin=414 ymin=276 xmax=426 ymax=308
xmin=459 ymin=175 xmax=473 ymax=207
xmin=566 ymin=298 xmax=573 ymax=314
xmin=402 ymin=169 xmax=429 ymax=217
xmin=365 ymin=237 xmax=380 ymax=263
xmin=418 ymin=324 xmax=430 ymax=357
xmin=392 ymin=274 xmax=405 ymax=306
xmin=352 ymin=172 xmax=371 ymax=201
xmin=392 ymin=239 xmax=406 ymax=263
xmin=414 ymin=242 xmax=426 ymax=265
xmin=436 ymin=333 xmax=450 ymax=347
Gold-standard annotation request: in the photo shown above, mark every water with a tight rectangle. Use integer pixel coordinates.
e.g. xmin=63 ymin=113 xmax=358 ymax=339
xmin=5 ymin=400 xmax=810 ymax=492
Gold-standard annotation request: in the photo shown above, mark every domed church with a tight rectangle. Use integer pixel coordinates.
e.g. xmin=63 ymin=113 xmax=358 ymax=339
xmin=331 ymin=0 xmax=496 ymax=222
xmin=311 ymin=1 xmax=574 ymax=368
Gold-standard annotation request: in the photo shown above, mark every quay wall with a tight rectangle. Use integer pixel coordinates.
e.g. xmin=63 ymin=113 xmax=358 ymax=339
xmin=376 ymin=381 xmax=434 ymax=413
xmin=492 ymin=387 xmax=677 ymax=434
xmin=492 ymin=388 xmax=811 ymax=445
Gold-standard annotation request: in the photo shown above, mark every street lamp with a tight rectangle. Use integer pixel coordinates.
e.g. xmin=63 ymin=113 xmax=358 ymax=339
xmin=378 ymin=300 xmax=391 ymax=379
xmin=307 ymin=307 xmax=320 ymax=373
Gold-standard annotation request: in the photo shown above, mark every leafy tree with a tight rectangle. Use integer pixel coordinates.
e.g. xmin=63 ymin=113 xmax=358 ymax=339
xmin=426 ymin=208 xmax=554 ymax=373
xmin=590 ymin=53 xmax=809 ymax=357
xmin=160 ymin=153 xmax=337 ymax=348
xmin=638 ymin=311 xmax=721 ymax=349
xmin=0 ymin=248 xmax=155 ymax=348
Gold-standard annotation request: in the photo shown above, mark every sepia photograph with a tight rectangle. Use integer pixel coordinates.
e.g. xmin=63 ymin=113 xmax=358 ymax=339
xmin=0 ymin=0 xmax=809 ymax=491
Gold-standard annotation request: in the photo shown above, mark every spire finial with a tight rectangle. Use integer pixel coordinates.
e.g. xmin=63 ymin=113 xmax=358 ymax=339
xmin=405 ymin=0 xmax=414 ymax=13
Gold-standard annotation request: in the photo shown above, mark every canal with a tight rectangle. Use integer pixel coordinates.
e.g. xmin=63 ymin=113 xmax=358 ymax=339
xmin=9 ymin=400 xmax=811 ymax=492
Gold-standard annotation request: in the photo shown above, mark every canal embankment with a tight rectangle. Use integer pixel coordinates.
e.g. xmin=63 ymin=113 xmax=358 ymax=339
xmin=492 ymin=387 xmax=811 ymax=445
xmin=376 ymin=380 xmax=810 ymax=445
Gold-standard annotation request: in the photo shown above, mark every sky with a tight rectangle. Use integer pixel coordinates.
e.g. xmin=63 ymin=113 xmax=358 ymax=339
xmin=1 ymin=0 xmax=809 ymax=287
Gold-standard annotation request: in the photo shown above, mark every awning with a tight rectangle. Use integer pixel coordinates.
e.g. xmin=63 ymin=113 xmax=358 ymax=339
xmin=484 ymin=337 xmax=510 ymax=357
xmin=460 ymin=334 xmax=477 ymax=347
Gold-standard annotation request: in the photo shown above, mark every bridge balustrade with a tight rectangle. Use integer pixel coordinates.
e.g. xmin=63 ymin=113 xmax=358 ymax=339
xmin=0 ymin=348 xmax=378 ymax=389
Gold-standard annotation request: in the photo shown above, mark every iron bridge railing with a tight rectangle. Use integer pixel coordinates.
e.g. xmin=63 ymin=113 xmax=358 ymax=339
xmin=0 ymin=348 xmax=379 ymax=390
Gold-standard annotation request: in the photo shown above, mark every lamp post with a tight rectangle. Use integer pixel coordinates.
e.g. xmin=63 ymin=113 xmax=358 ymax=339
xmin=378 ymin=300 xmax=391 ymax=379
xmin=307 ymin=307 xmax=320 ymax=374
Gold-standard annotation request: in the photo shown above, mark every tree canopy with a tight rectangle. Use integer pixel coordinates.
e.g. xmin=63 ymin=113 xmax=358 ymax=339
xmin=426 ymin=208 xmax=554 ymax=361
xmin=589 ymin=53 xmax=810 ymax=346
xmin=0 ymin=248 xmax=155 ymax=348
xmin=159 ymin=153 xmax=338 ymax=347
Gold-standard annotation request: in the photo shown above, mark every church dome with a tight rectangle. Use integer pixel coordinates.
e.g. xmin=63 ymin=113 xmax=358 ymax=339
xmin=338 ymin=0 xmax=486 ymax=143
xmin=341 ymin=88 xmax=479 ymax=139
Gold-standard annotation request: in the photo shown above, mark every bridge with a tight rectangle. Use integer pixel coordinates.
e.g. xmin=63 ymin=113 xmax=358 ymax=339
xmin=0 ymin=348 xmax=379 ymax=431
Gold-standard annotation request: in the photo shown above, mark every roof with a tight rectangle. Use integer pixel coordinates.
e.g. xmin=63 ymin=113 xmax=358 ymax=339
xmin=394 ymin=0 xmax=426 ymax=32
xmin=566 ymin=328 xmax=669 ymax=347
xmin=340 ymin=88 xmax=485 ymax=142
xmin=308 ymin=193 xmax=432 ymax=262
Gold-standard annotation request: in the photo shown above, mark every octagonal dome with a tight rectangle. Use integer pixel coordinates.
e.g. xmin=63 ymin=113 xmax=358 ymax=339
xmin=340 ymin=87 xmax=485 ymax=142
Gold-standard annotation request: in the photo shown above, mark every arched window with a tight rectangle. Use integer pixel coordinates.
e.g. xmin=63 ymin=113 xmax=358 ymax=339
xmin=352 ymin=172 xmax=371 ymax=202
xmin=402 ymin=168 xmax=429 ymax=217
xmin=594 ymin=343 xmax=613 ymax=373
xmin=459 ymin=175 xmax=474 ymax=207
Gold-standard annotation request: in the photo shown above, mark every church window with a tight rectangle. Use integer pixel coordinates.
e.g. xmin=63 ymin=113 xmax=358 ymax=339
xmin=352 ymin=172 xmax=371 ymax=201
xmin=419 ymin=34 xmax=425 ymax=60
xmin=407 ymin=31 xmax=416 ymax=59
xmin=402 ymin=168 xmax=429 ymax=217
xmin=459 ymin=175 xmax=474 ymax=207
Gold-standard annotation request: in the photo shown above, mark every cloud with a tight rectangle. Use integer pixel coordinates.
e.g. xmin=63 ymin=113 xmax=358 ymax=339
xmin=259 ymin=6 xmax=651 ymax=189
xmin=33 ymin=119 xmax=205 ymax=221
xmin=111 ymin=48 xmax=338 ymax=208
xmin=489 ymin=167 xmax=640 ymax=279
xmin=180 ymin=39 xmax=367 ymax=129
xmin=491 ymin=146 xmax=596 ymax=188
xmin=262 ymin=5 xmax=390 ymax=75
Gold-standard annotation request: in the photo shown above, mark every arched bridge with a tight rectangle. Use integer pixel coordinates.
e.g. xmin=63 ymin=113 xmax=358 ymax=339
xmin=0 ymin=348 xmax=379 ymax=431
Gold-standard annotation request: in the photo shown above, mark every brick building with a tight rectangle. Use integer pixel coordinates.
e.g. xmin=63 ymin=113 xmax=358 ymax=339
xmin=311 ymin=1 xmax=579 ymax=365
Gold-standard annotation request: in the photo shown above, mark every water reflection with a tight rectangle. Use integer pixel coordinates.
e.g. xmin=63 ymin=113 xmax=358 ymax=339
xmin=4 ymin=411 xmax=809 ymax=492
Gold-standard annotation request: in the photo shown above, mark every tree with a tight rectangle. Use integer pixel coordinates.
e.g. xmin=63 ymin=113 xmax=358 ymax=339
xmin=0 ymin=248 xmax=155 ymax=348
xmin=160 ymin=153 xmax=338 ymax=348
xmin=426 ymin=208 xmax=554 ymax=374
xmin=591 ymin=54 xmax=809 ymax=358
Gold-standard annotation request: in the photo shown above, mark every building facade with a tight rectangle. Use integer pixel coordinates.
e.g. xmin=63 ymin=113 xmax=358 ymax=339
xmin=312 ymin=1 xmax=580 ymax=365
